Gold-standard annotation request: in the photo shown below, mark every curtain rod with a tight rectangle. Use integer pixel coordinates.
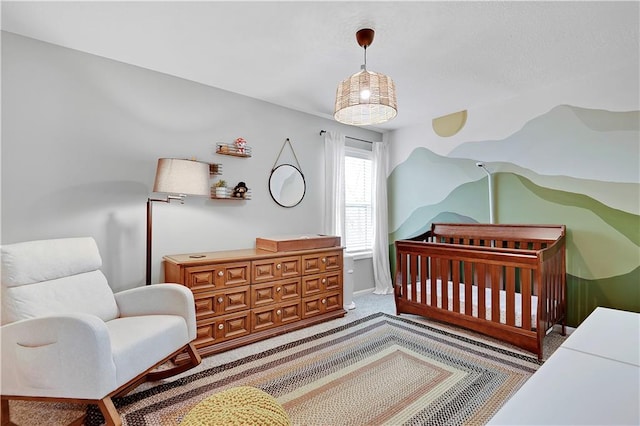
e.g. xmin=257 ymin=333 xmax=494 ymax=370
xmin=319 ymin=130 xmax=374 ymax=144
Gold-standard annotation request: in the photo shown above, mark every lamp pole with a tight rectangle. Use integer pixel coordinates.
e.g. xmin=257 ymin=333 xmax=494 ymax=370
xmin=146 ymin=195 xmax=183 ymax=286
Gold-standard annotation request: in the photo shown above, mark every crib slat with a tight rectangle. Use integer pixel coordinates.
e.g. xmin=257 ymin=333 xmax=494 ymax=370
xmin=452 ymin=260 xmax=461 ymax=314
xmin=506 ymin=266 xmax=516 ymax=326
xmin=490 ymin=264 xmax=501 ymax=323
xmin=477 ymin=263 xmax=486 ymax=320
xmin=410 ymin=253 xmax=418 ymax=303
xmin=522 ymin=269 xmax=532 ymax=330
xmin=400 ymin=251 xmax=407 ymax=301
xmin=441 ymin=258 xmax=450 ymax=310
xmin=431 ymin=257 xmax=439 ymax=307
xmin=421 ymin=255 xmax=428 ymax=305
xmin=464 ymin=262 xmax=473 ymax=315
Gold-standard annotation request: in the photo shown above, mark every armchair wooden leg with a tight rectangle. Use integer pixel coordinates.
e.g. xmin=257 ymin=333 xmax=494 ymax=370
xmin=146 ymin=342 xmax=201 ymax=382
xmin=98 ymin=397 xmax=121 ymax=426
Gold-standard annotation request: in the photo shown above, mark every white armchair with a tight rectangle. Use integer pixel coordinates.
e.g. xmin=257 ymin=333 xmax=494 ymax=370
xmin=1 ymin=237 xmax=201 ymax=426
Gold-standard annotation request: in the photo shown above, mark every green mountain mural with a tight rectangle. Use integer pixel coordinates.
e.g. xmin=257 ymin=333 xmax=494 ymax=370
xmin=390 ymin=172 xmax=638 ymax=280
xmin=387 ymin=105 xmax=639 ymax=325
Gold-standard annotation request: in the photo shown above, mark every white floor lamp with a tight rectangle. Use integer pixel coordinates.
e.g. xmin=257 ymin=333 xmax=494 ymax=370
xmin=146 ymin=158 xmax=210 ymax=285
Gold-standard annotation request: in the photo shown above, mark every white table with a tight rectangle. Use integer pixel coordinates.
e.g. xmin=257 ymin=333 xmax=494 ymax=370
xmin=488 ymin=307 xmax=640 ymax=425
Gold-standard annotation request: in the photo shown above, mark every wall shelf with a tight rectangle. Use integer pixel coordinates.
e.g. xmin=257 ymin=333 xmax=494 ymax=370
xmin=216 ymin=143 xmax=252 ymax=157
xmin=210 ymin=187 xmax=251 ymax=200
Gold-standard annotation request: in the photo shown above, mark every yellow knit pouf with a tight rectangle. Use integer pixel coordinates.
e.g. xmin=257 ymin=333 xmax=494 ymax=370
xmin=180 ymin=386 xmax=291 ymax=426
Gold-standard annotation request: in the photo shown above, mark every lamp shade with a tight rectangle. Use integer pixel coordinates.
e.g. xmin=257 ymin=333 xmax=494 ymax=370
xmin=334 ymin=69 xmax=397 ymax=126
xmin=153 ymin=158 xmax=209 ymax=196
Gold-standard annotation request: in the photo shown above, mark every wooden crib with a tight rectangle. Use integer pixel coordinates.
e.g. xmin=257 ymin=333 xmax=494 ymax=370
xmin=394 ymin=223 xmax=566 ymax=360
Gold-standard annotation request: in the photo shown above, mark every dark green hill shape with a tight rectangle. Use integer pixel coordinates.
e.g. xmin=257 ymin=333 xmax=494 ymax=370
xmin=567 ymin=267 xmax=640 ymax=326
xmin=515 ymin=174 xmax=639 ymax=245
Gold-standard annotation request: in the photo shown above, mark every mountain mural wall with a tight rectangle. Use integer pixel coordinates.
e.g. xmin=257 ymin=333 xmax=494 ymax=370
xmin=388 ymin=105 xmax=640 ymax=326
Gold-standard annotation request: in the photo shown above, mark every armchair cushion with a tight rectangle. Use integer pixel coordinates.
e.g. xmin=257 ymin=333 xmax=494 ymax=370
xmin=1 ymin=237 xmax=102 ymax=286
xmin=1 ymin=238 xmax=119 ymax=325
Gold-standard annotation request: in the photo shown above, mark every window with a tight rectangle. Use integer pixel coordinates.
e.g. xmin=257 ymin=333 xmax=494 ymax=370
xmin=344 ymin=147 xmax=373 ymax=253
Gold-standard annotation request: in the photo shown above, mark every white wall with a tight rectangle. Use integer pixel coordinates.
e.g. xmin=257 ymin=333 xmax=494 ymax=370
xmin=387 ymin=63 xmax=639 ymax=168
xmin=1 ymin=32 xmax=381 ymax=291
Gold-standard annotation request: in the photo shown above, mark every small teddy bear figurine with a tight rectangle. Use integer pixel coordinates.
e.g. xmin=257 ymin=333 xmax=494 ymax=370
xmin=234 ymin=137 xmax=247 ymax=154
xmin=232 ymin=181 xmax=248 ymax=199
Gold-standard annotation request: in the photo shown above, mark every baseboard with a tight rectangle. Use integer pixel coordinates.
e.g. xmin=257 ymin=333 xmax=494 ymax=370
xmin=354 ymin=288 xmax=375 ymax=296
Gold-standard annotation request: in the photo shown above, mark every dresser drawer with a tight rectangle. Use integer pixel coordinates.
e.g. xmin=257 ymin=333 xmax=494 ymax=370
xmin=251 ymin=278 xmax=301 ymax=308
xmin=301 ymin=292 xmax=343 ymax=318
xmin=301 ymin=250 xmax=343 ymax=275
xmin=301 ymin=272 xmax=343 ymax=297
xmin=251 ymin=301 xmax=301 ymax=332
xmin=185 ymin=261 xmax=250 ymax=292
xmin=194 ymin=286 xmax=250 ymax=320
xmin=252 ymin=256 xmax=301 ymax=283
xmin=194 ymin=311 xmax=251 ymax=348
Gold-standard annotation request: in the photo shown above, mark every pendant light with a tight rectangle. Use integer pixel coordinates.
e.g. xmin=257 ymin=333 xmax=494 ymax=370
xmin=334 ymin=28 xmax=397 ymax=126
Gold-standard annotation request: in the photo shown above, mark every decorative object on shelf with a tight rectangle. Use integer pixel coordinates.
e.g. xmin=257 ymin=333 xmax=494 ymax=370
xmin=269 ymin=138 xmax=306 ymax=208
xmin=232 ymin=181 xmax=249 ymax=199
xmin=216 ymin=142 xmax=252 ymax=157
xmin=334 ymin=28 xmax=397 ymax=126
xmin=147 ymin=158 xmax=210 ymax=285
xmin=234 ymin=137 xmax=247 ymax=154
xmin=213 ymin=179 xmax=228 ymax=198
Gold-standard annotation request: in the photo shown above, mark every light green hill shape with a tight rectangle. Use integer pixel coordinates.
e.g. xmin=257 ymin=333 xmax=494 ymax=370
xmin=389 ymin=179 xmax=488 ymax=242
xmin=389 ymin=173 xmax=639 ymax=280
xmin=387 ymin=147 xmax=485 ymax=231
xmin=447 ymin=105 xmax=640 ymax=184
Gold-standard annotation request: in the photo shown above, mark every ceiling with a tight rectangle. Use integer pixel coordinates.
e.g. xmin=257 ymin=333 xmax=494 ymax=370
xmin=2 ymin=1 xmax=639 ymax=132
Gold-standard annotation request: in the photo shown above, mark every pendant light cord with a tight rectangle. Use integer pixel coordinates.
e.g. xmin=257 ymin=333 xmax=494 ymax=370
xmin=363 ymin=45 xmax=368 ymax=71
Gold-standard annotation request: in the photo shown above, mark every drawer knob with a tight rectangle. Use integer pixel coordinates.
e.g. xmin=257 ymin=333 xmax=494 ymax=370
xmin=276 ymin=309 xmax=282 ymax=315
xmin=321 ymin=298 xmax=326 ymax=304
xmin=276 ymin=287 xmax=281 ymax=292
xmin=218 ymin=324 xmax=224 ymax=330
xmin=276 ymin=263 xmax=282 ymax=270
xmin=217 ymin=297 xmax=224 ymax=303
xmin=321 ymin=258 xmax=326 ymax=263
xmin=218 ymin=271 xmax=224 ymax=277
xmin=322 ymin=278 xmax=326 ymax=284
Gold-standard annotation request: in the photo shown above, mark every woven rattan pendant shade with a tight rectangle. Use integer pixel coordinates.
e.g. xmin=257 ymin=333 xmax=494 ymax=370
xmin=334 ymin=28 xmax=397 ymax=126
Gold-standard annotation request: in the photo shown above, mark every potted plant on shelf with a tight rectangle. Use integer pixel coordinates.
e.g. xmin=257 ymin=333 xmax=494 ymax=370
xmin=214 ymin=180 xmax=227 ymax=198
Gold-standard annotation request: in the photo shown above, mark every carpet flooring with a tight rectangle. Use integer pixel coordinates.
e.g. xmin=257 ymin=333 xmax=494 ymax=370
xmin=6 ymin=293 xmax=567 ymax=425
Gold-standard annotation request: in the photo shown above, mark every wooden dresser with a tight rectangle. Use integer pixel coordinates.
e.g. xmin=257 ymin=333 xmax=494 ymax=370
xmin=163 ymin=246 xmax=345 ymax=358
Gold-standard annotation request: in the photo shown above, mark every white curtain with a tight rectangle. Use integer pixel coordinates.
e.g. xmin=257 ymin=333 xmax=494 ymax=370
xmin=372 ymin=139 xmax=393 ymax=294
xmin=323 ymin=131 xmax=345 ymax=241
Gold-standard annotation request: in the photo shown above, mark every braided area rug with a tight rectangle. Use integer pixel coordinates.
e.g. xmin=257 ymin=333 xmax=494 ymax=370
xmin=87 ymin=313 xmax=542 ymax=425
